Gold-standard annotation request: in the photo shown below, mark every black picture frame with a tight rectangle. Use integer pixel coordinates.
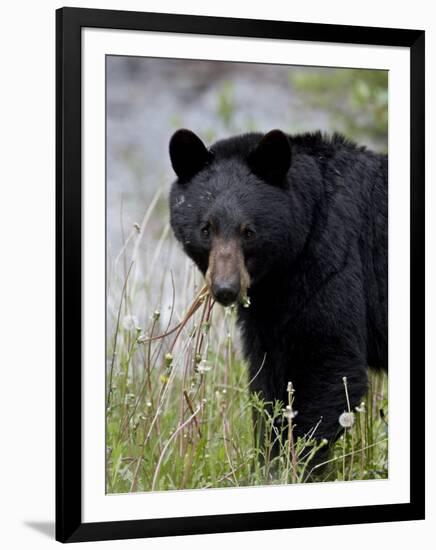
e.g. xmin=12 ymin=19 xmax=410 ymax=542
xmin=56 ymin=6 xmax=425 ymax=543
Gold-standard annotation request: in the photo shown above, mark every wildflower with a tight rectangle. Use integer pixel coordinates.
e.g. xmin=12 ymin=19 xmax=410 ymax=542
xmin=339 ymin=411 xmax=355 ymax=428
xmin=287 ymin=381 xmax=294 ymax=394
xmin=164 ymin=353 xmax=173 ymax=367
xmin=283 ymin=405 xmax=298 ymax=421
xmin=355 ymin=401 xmax=366 ymax=413
xmin=152 ymin=310 xmax=160 ymax=321
xmin=122 ymin=315 xmax=139 ymax=332
xmin=197 ymin=359 xmax=212 ymax=373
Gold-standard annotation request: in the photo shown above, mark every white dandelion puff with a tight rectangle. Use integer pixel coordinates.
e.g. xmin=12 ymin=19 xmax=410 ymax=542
xmin=339 ymin=411 xmax=355 ymax=428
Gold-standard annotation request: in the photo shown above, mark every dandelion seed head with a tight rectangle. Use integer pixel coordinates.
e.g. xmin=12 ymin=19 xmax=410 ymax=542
xmin=339 ymin=411 xmax=355 ymax=428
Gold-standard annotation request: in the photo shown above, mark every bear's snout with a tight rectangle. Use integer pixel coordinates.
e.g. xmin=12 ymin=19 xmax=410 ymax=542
xmin=205 ymin=238 xmax=250 ymax=306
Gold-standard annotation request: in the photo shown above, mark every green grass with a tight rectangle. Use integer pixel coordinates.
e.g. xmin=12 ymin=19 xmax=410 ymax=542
xmin=106 ymin=209 xmax=388 ymax=493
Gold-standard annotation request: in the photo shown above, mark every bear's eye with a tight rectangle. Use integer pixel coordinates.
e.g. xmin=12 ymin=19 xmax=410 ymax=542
xmin=200 ymin=223 xmax=210 ymax=239
xmin=242 ymin=227 xmax=255 ymax=241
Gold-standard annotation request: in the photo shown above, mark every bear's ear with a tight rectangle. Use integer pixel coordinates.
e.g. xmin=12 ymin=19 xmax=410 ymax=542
xmin=248 ymin=129 xmax=292 ymax=185
xmin=169 ymin=129 xmax=212 ymax=182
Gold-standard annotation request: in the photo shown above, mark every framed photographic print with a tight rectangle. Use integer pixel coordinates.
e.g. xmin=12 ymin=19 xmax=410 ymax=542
xmin=56 ymin=7 xmax=425 ymax=543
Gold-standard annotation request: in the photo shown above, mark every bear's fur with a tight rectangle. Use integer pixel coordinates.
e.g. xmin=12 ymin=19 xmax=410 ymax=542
xmin=168 ymin=128 xmax=387 ymax=463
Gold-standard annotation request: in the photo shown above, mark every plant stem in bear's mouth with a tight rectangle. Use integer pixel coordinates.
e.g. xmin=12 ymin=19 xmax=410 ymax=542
xmin=139 ymin=285 xmax=212 ymax=349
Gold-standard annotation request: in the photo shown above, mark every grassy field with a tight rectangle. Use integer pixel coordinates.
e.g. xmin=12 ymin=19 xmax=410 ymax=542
xmin=105 ymin=200 xmax=388 ymax=494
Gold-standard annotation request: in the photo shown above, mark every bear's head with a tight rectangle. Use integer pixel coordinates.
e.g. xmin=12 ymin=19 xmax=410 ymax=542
xmin=168 ymin=129 xmax=299 ymax=307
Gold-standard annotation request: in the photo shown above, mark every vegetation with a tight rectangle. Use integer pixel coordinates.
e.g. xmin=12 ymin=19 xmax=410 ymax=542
xmin=105 ymin=205 xmax=388 ymax=494
xmin=289 ymin=68 xmax=388 ymax=149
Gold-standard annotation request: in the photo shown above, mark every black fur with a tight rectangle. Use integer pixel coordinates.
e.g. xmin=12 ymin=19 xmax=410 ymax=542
xmin=168 ymin=129 xmax=387 ymax=459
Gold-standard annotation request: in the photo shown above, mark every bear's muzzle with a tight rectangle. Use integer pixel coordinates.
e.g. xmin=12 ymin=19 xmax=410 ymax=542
xmin=205 ymin=238 xmax=250 ymax=306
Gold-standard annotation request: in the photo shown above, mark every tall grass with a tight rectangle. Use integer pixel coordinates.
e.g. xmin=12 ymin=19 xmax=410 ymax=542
xmin=105 ymin=199 xmax=388 ymax=494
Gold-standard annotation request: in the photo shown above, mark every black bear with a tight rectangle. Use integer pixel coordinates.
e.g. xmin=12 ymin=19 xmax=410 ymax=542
xmin=168 ymin=128 xmax=387 ymax=466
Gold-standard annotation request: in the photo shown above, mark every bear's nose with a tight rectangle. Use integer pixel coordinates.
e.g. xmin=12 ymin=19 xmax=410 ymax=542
xmin=212 ymin=280 xmax=240 ymax=307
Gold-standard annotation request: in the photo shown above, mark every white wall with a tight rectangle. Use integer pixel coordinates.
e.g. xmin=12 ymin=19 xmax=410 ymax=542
xmin=0 ymin=1 xmax=433 ymax=548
